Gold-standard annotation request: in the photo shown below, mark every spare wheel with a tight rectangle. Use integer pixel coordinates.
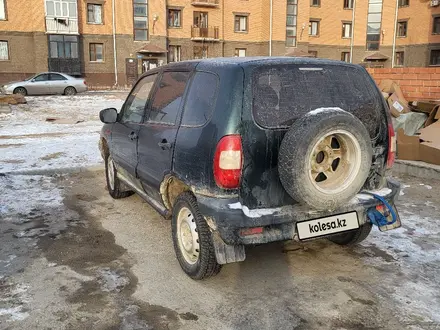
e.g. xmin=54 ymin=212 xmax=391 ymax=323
xmin=278 ymin=107 xmax=373 ymax=211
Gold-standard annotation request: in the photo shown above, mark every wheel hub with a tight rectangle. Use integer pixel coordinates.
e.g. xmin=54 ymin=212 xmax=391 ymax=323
xmin=177 ymin=207 xmax=200 ymax=264
xmin=309 ymin=130 xmax=362 ymax=194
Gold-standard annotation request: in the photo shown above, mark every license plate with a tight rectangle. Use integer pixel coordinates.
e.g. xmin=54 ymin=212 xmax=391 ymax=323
xmin=296 ymin=211 xmax=359 ymax=240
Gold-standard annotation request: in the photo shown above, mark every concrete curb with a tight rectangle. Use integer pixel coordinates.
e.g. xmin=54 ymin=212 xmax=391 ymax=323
xmin=393 ymin=160 xmax=440 ymax=180
xmin=2 ymin=165 xmax=104 ymax=176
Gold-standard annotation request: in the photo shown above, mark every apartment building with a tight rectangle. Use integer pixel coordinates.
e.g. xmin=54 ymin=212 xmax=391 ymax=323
xmin=0 ymin=0 xmax=440 ymax=86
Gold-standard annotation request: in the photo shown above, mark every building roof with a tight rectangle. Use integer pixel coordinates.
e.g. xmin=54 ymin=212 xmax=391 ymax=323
xmin=137 ymin=44 xmax=168 ymax=54
xmin=364 ymin=52 xmax=389 ymax=61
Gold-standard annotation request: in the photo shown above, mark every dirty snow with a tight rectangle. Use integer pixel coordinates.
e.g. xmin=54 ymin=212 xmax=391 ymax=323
xmin=306 ymin=107 xmax=344 ymax=116
xmin=0 ymin=175 xmax=63 ymax=217
xmin=228 ymin=202 xmax=282 ymax=218
xmin=0 ymin=93 xmax=126 ymax=173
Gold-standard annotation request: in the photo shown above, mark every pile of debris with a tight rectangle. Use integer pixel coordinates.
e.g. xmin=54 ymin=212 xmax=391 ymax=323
xmin=380 ymin=80 xmax=440 ymax=166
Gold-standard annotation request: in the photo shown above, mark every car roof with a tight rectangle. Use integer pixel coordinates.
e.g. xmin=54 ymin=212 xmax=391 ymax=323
xmin=191 ymin=56 xmax=361 ymax=69
xmin=138 ymin=57 xmax=363 ymax=80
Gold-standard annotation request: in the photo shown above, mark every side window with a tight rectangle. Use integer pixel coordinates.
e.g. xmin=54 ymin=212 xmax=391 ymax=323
xmin=34 ymin=74 xmax=50 ymax=82
xmin=181 ymin=72 xmax=218 ymax=126
xmin=148 ymin=71 xmax=190 ymax=125
xmin=120 ymin=74 xmax=157 ymax=124
xmin=50 ymin=74 xmax=67 ymax=81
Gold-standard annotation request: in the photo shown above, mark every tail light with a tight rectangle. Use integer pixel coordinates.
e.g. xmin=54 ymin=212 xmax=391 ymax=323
xmin=213 ymin=135 xmax=242 ymax=189
xmin=83 ymin=80 xmax=87 ymax=85
xmin=387 ymin=123 xmax=396 ymax=169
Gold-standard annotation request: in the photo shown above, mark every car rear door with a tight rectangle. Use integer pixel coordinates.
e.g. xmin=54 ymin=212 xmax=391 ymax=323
xmin=137 ymin=71 xmax=191 ymax=201
xmin=110 ymin=73 xmax=158 ymax=178
xmin=49 ymin=73 xmax=68 ymax=94
xmin=27 ymin=74 xmax=51 ymax=95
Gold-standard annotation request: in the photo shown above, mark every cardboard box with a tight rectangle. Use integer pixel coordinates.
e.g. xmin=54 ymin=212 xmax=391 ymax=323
xmin=410 ymin=101 xmax=439 ymax=114
xmin=381 ymin=92 xmax=390 ymax=100
xmin=388 ymin=93 xmax=410 ymax=118
xmin=397 ymin=128 xmax=420 ymax=161
xmin=420 ymin=142 xmax=440 ymax=166
xmin=425 ymin=105 xmax=440 ymax=127
xmin=380 ymin=80 xmax=410 ymax=118
xmin=397 ymin=121 xmax=440 ymax=165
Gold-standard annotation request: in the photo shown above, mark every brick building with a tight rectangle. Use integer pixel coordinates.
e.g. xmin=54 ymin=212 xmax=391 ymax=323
xmin=1 ymin=0 xmax=440 ymax=87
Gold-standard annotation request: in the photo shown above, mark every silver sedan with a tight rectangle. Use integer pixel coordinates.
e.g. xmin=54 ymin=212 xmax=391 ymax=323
xmin=1 ymin=72 xmax=88 ymax=96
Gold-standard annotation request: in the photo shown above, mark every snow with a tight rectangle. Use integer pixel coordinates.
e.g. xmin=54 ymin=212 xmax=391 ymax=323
xmin=306 ymin=107 xmax=344 ymax=116
xmin=228 ymin=202 xmax=282 ymax=218
xmin=0 ymin=175 xmax=63 ymax=218
xmin=0 ymin=93 xmax=126 ymax=173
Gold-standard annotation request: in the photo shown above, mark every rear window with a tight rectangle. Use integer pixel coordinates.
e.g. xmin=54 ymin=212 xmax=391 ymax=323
xmin=252 ymin=64 xmax=382 ymax=131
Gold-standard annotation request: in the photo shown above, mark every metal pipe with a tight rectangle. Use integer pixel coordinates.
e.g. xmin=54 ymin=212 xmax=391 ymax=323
xmin=349 ymin=0 xmax=356 ymax=63
xmin=112 ymin=0 xmax=118 ymax=86
xmin=269 ymin=0 xmax=273 ymax=56
xmin=391 ymin=0 xmax=399 ymax=68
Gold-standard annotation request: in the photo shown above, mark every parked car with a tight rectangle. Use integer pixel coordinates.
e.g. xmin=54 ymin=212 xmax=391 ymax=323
xmin=99 ymin=57 xmax=401 ymax=280
xmin=1 ymin=72 xmax=87 ymax=96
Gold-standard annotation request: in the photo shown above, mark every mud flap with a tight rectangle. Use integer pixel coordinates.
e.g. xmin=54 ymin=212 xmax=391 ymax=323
xmin=212 ymin=231 xmax=246 ymax=264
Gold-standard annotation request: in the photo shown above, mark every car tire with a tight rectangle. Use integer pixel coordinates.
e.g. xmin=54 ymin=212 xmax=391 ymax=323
xmin=105 ymin=154 xmax=134 ymax=199
xmin=13 ymin=87 xmax=27 ymax=96
xmin=327 ymin=223 xmax=373 ymax=245
xmin=172 ymin=192 xmax=221 ymax=280
xmin=278 ymin=108 xmax=373 ymax=211
xmin=64 ymin=87 xmax=77 ymax=96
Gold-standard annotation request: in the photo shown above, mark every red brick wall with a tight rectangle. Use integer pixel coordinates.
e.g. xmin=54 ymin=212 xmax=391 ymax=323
xmin=367 ymin=68 xmax=440 ymax=101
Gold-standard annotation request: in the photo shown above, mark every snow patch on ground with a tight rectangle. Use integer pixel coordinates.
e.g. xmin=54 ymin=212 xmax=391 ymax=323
xmin=0 ymin=175 xmax=63 ymax=217
xmin=0 ymin=93 xmax=125 ymax=173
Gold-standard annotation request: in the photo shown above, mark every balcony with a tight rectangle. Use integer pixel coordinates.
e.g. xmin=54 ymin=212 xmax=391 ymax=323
xmin=191 ymin=0 xmax=219 ymax=7
xmin=191 ymin=26 xmax=220 ymax=41
xmin=46 ymin=17 xmax=79 ymax=34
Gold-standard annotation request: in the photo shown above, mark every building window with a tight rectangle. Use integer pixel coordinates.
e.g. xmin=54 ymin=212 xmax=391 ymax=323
xmin=234 ymin=15 xmax=248 ymax=32
xmin=193 ymin=11 xmax=208 ymax=28
xmin=430 ymin=50 xmax=440 ymax=66
xmin=433 ymin=17 xmax=440 ymax=34
xmin=344 ymin=0 xmax=353 ymax=9
xmin=397 ymin=21 xmax=407 ymax=37
xmin=0 ymin=0 xmax=6 ymax=20
xmin=309 ymin=20 xmax=319 ymax=36
xmin=133 ymin=0 xmax=148 ymax=41
xmin=168 ymin=9 xmax=181 ymax=28
xmin=87 ymin=3 xmax=102 ymax=24
xmin=89 ymin=43 xmax=104 ymax=62
xmin=366 ymin=0 xmax=383 ymax=51
xmin=168 ymin=45 xmax=181 ymax=62
xmin=0 ymin=41 xmax=8 ymax=60
xmin=341 ymin=52 xmax=350 ymax=62
xmin=342 ymin=22 xmax=352 ymax=38
xmin=311 ymin=0 xmax=320 ymax=6
xmin=49 ymin=35 xmax=78 ymax=58
xmin=286 ymin=0 xmax=297 ymax=47
xmin=395 ymin=51 xmax=404 ymax=66
xmin=45 ymin=0 xmax=78 ymax=18
xmin=308 ymin=50 xmax=317 ymax=57
xmin=194 ymin=46 xmax=208 ymax=59
xmin=398 ymin=0 xmax=409 ymax=7
xmin=235 ymin=48 xmax=246 ymax=57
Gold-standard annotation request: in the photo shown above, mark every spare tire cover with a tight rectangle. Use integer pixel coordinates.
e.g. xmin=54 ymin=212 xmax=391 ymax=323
xmin=278 ymin=107 xmax=373 ymax=211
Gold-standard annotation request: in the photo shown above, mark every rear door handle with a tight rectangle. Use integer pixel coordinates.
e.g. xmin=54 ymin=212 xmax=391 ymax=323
xmin=158 ymin=139 xmax=172 ymax=150
xmin=129 ymin=132 xmax=138 ymax=141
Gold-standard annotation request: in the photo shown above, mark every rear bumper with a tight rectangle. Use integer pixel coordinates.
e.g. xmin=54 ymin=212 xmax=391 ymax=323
xmin=197 ymin=178 xmax=401 ymax=245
